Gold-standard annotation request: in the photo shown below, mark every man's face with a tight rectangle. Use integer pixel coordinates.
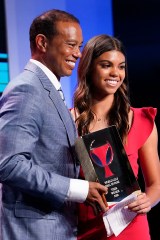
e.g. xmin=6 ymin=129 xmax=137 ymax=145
xmin=45 ymin=21 xmax=83 ymax=80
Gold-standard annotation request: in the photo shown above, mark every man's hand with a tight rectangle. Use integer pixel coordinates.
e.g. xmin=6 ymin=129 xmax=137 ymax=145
xmin=86 ymin=182 xmax=109 ymax=214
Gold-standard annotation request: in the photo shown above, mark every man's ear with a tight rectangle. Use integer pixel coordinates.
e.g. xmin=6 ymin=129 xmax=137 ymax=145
xmin=35 ymin=34 xmax=47 ymax=52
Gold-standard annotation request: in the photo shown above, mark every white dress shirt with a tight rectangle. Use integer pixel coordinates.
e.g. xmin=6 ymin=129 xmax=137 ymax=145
xmin=30 ymin=59 xmax=89 ymax=203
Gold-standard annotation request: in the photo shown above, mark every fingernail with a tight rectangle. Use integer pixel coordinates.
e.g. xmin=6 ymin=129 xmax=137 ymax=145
xmin=124 ymin=206 xmax=128 ymax=209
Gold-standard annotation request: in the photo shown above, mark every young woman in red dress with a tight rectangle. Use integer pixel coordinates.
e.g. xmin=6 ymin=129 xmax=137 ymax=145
xmin=71 ymin=34 xmax=160 ymax=240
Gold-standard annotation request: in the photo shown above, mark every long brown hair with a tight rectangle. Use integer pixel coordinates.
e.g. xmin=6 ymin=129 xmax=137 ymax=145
xmin=73 ymin=34 xmax=130 ymax=143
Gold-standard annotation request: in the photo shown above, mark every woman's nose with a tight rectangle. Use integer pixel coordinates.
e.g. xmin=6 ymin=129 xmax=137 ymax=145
xmin=110 ymin=67 xmax=119 ymax=76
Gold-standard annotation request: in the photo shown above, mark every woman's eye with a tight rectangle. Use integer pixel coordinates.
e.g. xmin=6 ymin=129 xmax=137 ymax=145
xmin=120 ymin=65 xmax=125 ymax=69
xmin=102 ymin=64 xmax=110 ymax=68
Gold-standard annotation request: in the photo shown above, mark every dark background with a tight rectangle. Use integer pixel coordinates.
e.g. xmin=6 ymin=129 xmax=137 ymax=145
xmin=113 ymin=1 xmax=160 ymax=239
xmin=0 ymin=0 xmax=7 ymax=54
xmin=0 ymin=0 xmax=8 ymax=96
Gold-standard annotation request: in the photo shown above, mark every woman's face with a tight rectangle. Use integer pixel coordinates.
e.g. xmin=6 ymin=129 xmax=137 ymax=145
xmin=90 ymin=50 xmax=126 ymax=99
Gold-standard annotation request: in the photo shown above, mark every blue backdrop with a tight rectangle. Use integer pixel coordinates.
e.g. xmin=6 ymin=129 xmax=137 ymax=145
xmin=2 ymin=0 xmax=113 ymax=107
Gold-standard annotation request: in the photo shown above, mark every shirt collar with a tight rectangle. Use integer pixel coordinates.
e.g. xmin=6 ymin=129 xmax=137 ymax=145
xmin=30 ymin=59 xmax=61 ymax=90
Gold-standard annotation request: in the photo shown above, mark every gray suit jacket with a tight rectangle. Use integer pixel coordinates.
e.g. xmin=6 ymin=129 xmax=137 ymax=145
xmin=0 ymin=61 xmax=79 ymax=240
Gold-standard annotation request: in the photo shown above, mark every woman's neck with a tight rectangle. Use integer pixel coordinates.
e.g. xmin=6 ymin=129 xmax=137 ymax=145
xmin=92 ymin=95 xmax=113 ymax=118
xmin=89 ymin=95 xmax=114 ymax=132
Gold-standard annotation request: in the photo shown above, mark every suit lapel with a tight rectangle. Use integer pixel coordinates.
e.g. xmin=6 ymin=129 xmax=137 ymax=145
xmin=48 ymin=87 xmax=77 ymax=146
xmin=24 ymin=61 xmax=77 ymax=147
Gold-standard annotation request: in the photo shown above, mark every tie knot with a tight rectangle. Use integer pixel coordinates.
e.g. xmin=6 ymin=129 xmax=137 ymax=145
xmin=58 ymin=87 xmax=66 ymax=104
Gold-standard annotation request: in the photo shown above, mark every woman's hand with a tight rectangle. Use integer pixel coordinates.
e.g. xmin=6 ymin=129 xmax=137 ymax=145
xmin=127 ymin=192 xmax=151 ymax=214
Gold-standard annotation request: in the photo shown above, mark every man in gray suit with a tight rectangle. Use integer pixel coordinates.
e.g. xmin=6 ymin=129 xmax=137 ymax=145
xmin=0 ymin=9 xmax=108 ymax=240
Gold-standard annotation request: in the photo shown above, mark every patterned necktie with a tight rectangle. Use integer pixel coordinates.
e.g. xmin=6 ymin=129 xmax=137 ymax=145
xmin=58 ymin=87 xmax=66 ymax=105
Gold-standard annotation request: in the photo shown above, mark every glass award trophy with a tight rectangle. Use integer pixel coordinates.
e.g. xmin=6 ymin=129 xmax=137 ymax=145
xmin=75 ymin=125 xmax=140 ymax=205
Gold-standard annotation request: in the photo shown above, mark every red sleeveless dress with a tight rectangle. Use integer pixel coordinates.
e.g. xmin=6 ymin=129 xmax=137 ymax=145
xmin=77 ymin=107 xmax=157 ymax=240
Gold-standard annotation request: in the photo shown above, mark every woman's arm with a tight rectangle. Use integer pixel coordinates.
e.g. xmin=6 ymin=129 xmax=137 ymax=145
xmin=128 ymin=123 xmax=160 ymax=213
